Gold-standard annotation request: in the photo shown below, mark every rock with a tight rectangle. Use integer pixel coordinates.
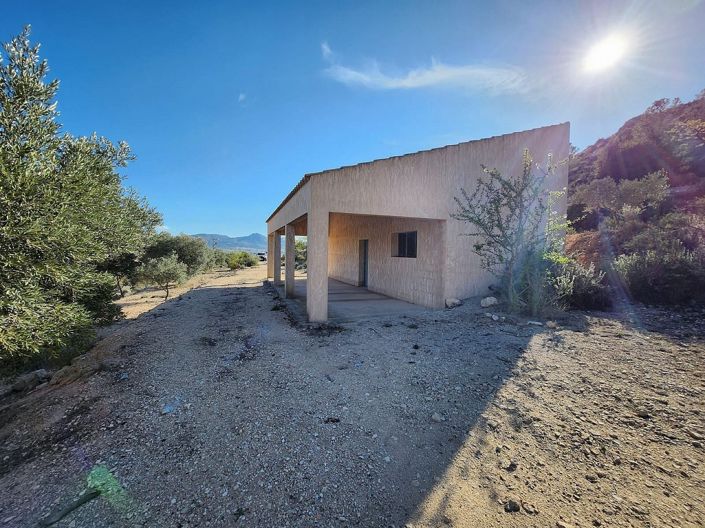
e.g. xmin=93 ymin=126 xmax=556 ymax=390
xmin=50 ymin=365 xmax=83 ymax=386
xmin=492 ymin=314 xmax=500 ymax=321
xmin=11 ymin=369 xmax=50 ymax=392
xmin=445 ymin=298 xmax=463 ymax=309
xmin=431 ymin=412 xmax=444 ymax=423
xmin=504 ymin=499 xmax=520 ymax=513
xmin=686 ymin=429 xmax=703 ymax=440
xmin=556 ymin=522 xmax=575 ymax=528
xmin=50 ymin=355 xmax=99 ymax=385
xmin=100 ymin=358 xmax=122 ymax=371
xmin=480 ymin=296 xmax=498 ymax=308
xmin=585 ymin=474 xmax=598 ymax=483
xmin=527 ymin=321 xmax=543 ymax=326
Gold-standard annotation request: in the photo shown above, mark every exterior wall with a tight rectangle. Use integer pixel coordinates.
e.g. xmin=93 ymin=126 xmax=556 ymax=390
xmin=328 ymin=214 xmax=446 ymax=308
xmin=311 ymin=123 xmax=570 ymax=301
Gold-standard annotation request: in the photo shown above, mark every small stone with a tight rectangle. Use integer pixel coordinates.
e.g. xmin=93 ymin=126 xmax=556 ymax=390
xmin=492 ymin=315 xmax=499 ymax=321
xmin=445 ymin=298 xmax=463 ymax=309
xmin=11 ymin=369 xmax=50 ymax=392
xmin=504 ymin=499 xmax=520 ymax=513
xmin=585 ymin=474 xmax=598 ymax=483
xmin=556 ymin=522 xmax=575 ymax=528
xmin=686 ymin=429 xmax=703 ymax=440
xmin=526 ymin=320 xmax=543 ymax=326
xmin=480 ymin=296 xmax=498 ymax=308
xmin=431 ymin=412 xmax=444 ymax=423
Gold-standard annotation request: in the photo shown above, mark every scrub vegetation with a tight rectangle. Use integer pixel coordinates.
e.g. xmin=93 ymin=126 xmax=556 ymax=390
xmin=568 ymin=92 xmax=705 ymax=306
xmin=453 ymin=150 xmax=607 ymax=316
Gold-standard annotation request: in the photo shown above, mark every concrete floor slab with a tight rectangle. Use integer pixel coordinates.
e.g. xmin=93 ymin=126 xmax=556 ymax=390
xmin=276 ymin=277 xmax=430 ymax=323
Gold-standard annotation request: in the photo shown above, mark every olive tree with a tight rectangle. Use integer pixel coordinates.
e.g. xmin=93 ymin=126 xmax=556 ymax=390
xmin=140 ymin=253 xmax=187 ymax=299
xmin=0 ymin=27 xmax=160 ymax=364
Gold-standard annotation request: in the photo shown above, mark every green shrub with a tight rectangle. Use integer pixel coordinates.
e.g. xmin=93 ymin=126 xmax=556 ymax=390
xmin=614 ymin=248 xmax=705 ymax=305
xmin=226 ymin=251 xmax=258 ymax=270
xmin=295 ymin=240 xmax=307 ymax=270
xmin=143 ymin=233 xmax=211 ymax=276
xmin=209 ymin=248 xmax=230 ymax=268
xmin=552 ymin=260 xmax=611 ymax=310
xmin=139 ymin=253 xmax=188 ymax=299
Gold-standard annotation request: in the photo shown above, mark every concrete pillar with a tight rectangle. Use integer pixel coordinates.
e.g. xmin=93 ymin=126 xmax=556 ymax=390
xmin=306 ymin=208 xmax=328 ymax=322
xmin=273 ymin=232 xmax=282 ymax=284
xmin=285 ymin=224 xmax=296 ymax=298
xmin=267 ymin=234 xmax=274 ymax=279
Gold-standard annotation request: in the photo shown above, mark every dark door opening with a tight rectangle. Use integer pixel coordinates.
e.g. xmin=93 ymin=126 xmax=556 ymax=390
xmin=359 ymin=239 xmax=369 ymax=287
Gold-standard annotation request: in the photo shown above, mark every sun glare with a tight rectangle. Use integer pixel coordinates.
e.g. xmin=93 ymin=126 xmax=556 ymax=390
xmin=583 ymin=33 xmax=630 ymax=73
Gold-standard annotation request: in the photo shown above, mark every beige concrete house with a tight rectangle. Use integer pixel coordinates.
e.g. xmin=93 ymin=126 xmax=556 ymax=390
xmin=266 ymin=123 xmax=570 ymax=322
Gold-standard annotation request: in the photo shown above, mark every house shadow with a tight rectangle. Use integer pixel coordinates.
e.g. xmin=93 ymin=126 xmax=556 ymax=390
xmin=265 ymin=287 xmax=590 ymax=525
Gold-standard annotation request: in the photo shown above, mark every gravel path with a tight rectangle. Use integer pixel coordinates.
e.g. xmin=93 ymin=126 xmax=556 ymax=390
xmin=0 ymin=265 xmax=703 ymax=527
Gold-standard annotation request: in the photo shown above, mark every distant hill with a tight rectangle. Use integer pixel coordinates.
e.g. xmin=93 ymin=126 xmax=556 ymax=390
xmin=570 ymin=92 xmax=705 ymax=190
xmin=193 ymin=233 xmax=267 ymax=251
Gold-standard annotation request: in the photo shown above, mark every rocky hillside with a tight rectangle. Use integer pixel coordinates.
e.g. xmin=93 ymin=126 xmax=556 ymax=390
xmin=570 ymin=91 xmax=705 ymax=192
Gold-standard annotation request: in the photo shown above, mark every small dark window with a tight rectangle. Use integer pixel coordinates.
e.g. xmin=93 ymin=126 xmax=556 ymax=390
xmin=394 ymin=231 xmax=417 ymax=258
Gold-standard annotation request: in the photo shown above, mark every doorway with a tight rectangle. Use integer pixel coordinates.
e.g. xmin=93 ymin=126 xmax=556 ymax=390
xmin=358 ymin=239 xmax=369 ymax=287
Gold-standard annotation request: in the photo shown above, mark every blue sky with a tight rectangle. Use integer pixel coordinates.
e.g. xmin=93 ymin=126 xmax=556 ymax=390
xmin=3 ymin=1 xmax=704 ymax=236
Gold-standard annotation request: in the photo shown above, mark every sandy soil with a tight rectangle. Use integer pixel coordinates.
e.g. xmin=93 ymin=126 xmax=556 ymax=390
xmin=0 ymin=264 xmax=703 ymax=527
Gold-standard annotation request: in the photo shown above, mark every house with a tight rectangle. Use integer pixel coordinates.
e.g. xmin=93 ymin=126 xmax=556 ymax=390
xmin=266 ymin=123 xmax=570 ymax=322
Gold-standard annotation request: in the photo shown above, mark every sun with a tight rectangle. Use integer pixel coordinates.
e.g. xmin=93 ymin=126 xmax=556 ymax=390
xmin=583 ymin=33 xmax=630 ymax=73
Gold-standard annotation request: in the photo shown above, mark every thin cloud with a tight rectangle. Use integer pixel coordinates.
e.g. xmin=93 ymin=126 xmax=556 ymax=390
xmin=321 ymin=41 xmax=333 ymax=60
xmin=238 ymin=93 xmax=247 ymax=103
xmin=321 ymin=43 xmax=530 ymax=95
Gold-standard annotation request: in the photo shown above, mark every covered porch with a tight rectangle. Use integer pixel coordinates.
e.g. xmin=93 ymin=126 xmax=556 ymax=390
xmin=273 ymin=277 xmax=428 ymax=323
xmin=267 ymin=210 xmax=445 ymax=322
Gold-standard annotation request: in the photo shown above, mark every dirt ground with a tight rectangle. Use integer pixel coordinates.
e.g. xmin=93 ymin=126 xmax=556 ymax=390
xmin=0 ymin=264 xmax=703 ymax=528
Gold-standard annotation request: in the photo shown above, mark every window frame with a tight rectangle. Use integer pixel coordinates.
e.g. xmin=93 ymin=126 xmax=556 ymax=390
xmin=392 ymin=230 xmax=417 ymax=259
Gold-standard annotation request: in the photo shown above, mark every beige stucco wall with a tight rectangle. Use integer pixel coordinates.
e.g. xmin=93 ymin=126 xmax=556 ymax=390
xmin=267 ymin=180 xmax=311 ymax=234
xmin=328 ymin=213 xmax=446 ymax=307
xmin=266 ymin=123 xmax=570 ymax=317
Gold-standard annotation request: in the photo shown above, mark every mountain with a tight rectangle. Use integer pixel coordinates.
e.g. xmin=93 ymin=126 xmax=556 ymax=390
xmin=193 ymin=233 xmax=267 ymax=251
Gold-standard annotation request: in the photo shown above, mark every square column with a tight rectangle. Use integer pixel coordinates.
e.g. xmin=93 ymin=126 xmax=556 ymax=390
xmin=306 ymin=208 xmax=328 ymax=322
xmin=267 ymin=234 xmax=274 ymax=279
xmin=285 ymin=224 xmax=296 ymax=298
xmin=273 ymin=231 xmax=282 ymax=284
